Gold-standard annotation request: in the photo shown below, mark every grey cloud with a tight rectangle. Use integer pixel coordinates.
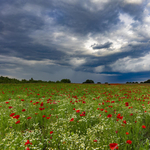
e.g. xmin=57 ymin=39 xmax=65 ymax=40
xmin=119 ymin=1 xmax=146 ymax=21
xmin=92 ymin=42 xmax=113 ymax=50
xmin=0 ymin=0 xmax=150 ymax=83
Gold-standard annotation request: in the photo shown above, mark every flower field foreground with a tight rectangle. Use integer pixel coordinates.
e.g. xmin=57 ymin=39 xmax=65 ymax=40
xmin=0 ymin=83 xmax=150 ymax=150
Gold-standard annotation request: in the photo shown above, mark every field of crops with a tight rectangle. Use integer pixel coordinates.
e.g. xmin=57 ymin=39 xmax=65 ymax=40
xmin=0 ymin=83 xmax=150 ymax=150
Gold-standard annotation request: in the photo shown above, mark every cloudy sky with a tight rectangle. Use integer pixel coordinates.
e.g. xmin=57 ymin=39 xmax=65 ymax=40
xmin=0 ymin=0 xmax=150 ymax=83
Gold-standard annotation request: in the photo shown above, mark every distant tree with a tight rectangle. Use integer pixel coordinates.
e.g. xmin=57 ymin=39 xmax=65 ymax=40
xmin=48 ymin=80 xmax=55 ymax=83
xmin=97 ymin=82 xmax=101 ymax=84
xmin=21 ymin=79 xmax=27 ymax=83
xmin=29 ymin=77 xmax=34 ymax=83
xmin=144 ymin=79 xmax=150 ymax=83
xmin=61 ymin=79 xmax=71 ymax=83
xmin=135 ymin=82 xmax=138 ymax=84
xmin=105 ymin=82 xmax=108 ymax=84
xmin=126 ymin=82 xmax=129 ymax=84
xmin=83 ymin=79 xmax=94 ymax=84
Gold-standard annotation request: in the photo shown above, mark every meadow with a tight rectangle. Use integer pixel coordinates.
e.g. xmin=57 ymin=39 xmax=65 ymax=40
xmin=0 ymin=83 xmax=150 ymax=150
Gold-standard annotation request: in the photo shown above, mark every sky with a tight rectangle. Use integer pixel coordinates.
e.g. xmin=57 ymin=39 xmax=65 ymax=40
xmin=0 ymin=0 xmax=150 ymax=83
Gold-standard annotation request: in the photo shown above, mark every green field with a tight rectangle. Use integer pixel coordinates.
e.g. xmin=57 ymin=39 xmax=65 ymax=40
xmin=0 ymin=83 xmax=150 ymax=150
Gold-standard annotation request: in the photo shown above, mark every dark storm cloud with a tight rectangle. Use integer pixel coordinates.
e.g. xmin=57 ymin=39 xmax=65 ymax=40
xmin=91 ymin=42 xmax=113 ymax=50
xmin=0 ymin=0 xmax=150 ymax=83
xmin=120 ymin=1 xmax=146 ymax=21
xmin=47 ymin=0 xmax=121 ymax=35
xmin=0 ymin=1 xmax=66 ymax=61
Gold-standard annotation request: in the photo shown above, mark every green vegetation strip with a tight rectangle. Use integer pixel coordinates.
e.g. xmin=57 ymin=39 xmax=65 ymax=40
xmin=0 ymin=83 xmax=150 ymax=150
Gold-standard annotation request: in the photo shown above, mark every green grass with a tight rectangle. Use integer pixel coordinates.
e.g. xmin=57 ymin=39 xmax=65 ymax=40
xmin=0 ymin=83 xmax=150 ymax=150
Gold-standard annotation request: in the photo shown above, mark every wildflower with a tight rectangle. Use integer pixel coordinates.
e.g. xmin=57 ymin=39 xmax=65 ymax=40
xmin=126 ymin=132 xmax=129 ymax=135
xmin=25 ymin=140 xmax=32 ymax=146
xmin=27 ymin=117 xmax=31 ymax=119
xmin=6 ymin=102 xmax=9 ymax=104
xmin=26 ymin=147 xmax=30 ymax=150
xmin=142 ymin=125 xmax=146 ymax=129
xmin=10 ymin=113 xmax=15 ymax=117
xmin=123 ymin=120 xmax=127 ymax=124
xmin=8 ymin=106 xmax=13 ymax=109
xmin=70 ymin=118 xmax=74 ymax=122
xmin=93 ymin=139 xmax=97 ymax=142
xmin=107 ymin=114 xmax=112 ymax=118
xmin=50 ymin=131 xmax=53 ymax=134
xmin=125 ymin=102 xmax=129 ymax=106
xmin=126 ymin=140 xmax=132 ymax=144
xmin=15 ymin=120 xmax=20 ymax=124
xmin=109 ymin=143 xmax=118 ymax=150
xmin=76 ymin=110 xmax=80 ymax=113
xmin=13 ymin=115 xmax=20 ymax=119
xmin=40 ymin=102 xmax=44 ymax=107
xmin=22 ymin=109 xmax=26 ymax=112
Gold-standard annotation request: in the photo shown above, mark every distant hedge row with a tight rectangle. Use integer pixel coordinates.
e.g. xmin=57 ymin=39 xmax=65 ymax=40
xmin=0 ymin=76 xmax=149 ymax=84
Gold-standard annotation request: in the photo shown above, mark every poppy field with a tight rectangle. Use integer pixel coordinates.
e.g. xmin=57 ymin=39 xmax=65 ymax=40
xmin=0 ymin=83 xmax=150 ymax=150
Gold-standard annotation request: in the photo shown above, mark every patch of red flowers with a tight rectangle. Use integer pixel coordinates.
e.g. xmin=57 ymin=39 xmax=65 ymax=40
xmin=109 ymin=143 xmax=118 ymax=149
xmin=126 ymin=140 xmax=132 ymax=144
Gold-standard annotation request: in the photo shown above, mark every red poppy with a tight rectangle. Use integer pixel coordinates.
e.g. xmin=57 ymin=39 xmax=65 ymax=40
xmin=25 ymin=140 xmax=32 ymax=145
xmin=8 ymin=106 xmax=13 ymax=109
xmin=76 ymin=110 xmax=80 ymax=113
xmin=125 ymin=102 xmax=129 ymax=106
xmin=123 ymin=120 xmax=127 ymax=124
xmin=40 ymin=102 xmax=44 ymax=107
xmin=27 ymin=117 xmax=31 ymax=119
xmin=15 ymin=120 xmax=20 ymax=124
xmin=10 ymin=113 xmax=15 ymax=117
xmin=22 ymin=109 xmax=26 ymax=112
xmin=126 ymin=132 xmax=129 ymax=135
xmin=6 ymin=102 xmax=9 ymax=104
xmin=107 ymin=114 xmax=112 ymax=118
xmin=109 ymin=143 xmax=118 ymax=150
xmin=70 ymin=118 xmax=74 ymax=122
xmin=13 ymin=115 xmax=20 ymax=119
xmin=50 ymin=131 xmax=53 ymax=134
xmin=126 ymin=140 xmax=132 ymax=144
xmin=26 ymin=147 xmax=30 ymax=150
xmin=93 ymin=139 xmax=97 ymax=142
xmin=142 ymin=125 xmax=146 ymax=129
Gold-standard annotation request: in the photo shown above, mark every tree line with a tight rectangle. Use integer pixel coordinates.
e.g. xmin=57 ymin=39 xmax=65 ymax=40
xmin=0 ymin=76 xmax=150 ymax=84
